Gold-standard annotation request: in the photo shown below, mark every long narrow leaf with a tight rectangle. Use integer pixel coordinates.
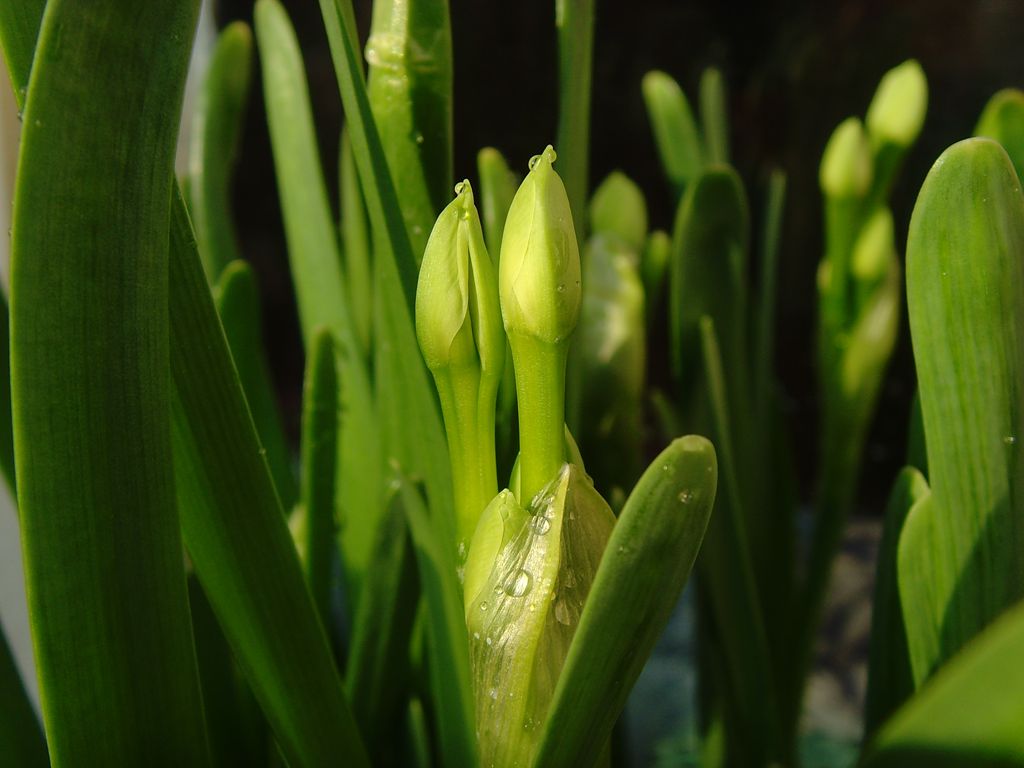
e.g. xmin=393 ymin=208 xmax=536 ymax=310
xmin=168 ymin=189 xmax=369 ymax=767
xmin=11 ymin=1 xmax=209 ymax=761
xmin=366 ymin=0 xmax=453 ymax=259
xmin=339 ymin=129 xmax=374 ymax=357
xmin=534 ymin=435 xmax=716 ymax=768
xmin=187 ymin=21 xmax=253 ymax=283
xmin=255 ymin=0 xmax=382 ymax=587
xmin=0 ymin=0 xmax=44 ymax=110
xmin=641 ymin=70 xmax=704 ymax=201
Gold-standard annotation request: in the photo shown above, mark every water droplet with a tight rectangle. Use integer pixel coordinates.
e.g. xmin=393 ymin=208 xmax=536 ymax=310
xmin=457 ymin=541 xmax=467 ymax=559
xmin=415 ymin=132 xmax=425 ymax=145
xmin=554 ymin=599 xmax=571 ymax=625
xmin=488 ymin=688 xmax=498 ymax=700
xmin=473 ymin=631 xmax=480 ymax=640
xmin=479 ymin=600 xmax=489 ymax=612
xmin=503 ymin=569 xmax=533 ymax=598
xmin=454 ymin=180 xmax=467 ymax=196
xmin=1006 ymin=435 xmax=1017 ymax=446
xmin=678 ymin=490 xmax=693 ymax=504
xmin=562 ymin=569 xmax=577 ymax=589
xmin=531 ymin=515 xmax=551 ymax=535
xmin=661 ymin=464 xmax=671 ymax=472
xmin=528 ymin=154 xmax=542 ymax=171
xmin=556 ymin=283 xmax=566 ymax=293
xmin=485 ymin=635 xmax=493 ymax=646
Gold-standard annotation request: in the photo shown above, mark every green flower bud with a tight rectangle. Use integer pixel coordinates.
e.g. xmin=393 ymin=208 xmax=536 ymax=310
xmin=852 ymin=206 xmax=895 ymax=285
xmin=416 ymin=180 xmax=505 ymax=551
xmin=589 ymin=171 xmax=648 ymax=252
xmin=499 ymin=145 xmax=581 ymax=346
xmin=416 ymin=180 xmax=504 ymax=378
xmin=975 ymin=88 xmax=1024 ymax=183
xmin=820 ymin=117 xmax=872 ymax=200
xmin=866 ymin=59 xmax=927 ymax=151
xmin=465 ymin=463 xmax=615 ymax=767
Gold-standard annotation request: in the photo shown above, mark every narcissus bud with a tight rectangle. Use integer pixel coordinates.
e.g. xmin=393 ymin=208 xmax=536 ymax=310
xmin=589 ymin=171 xmax=648 ymax=252
xmin=866 ymin=59 xmax=927 ymax=151
xmin=416 ymin=180 xmax=505 ymax=551
xmin=464 ymin=463 xmax=615 ymax=767
xmin=820 ymin=117 xmax=872 ymax=201
xmin=499 ymin=145 xmax=581 ymax=346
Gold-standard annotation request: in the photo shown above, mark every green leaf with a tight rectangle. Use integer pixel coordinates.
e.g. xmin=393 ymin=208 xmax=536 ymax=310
xmin=555 ymin=0 xmax=595 ymax=244
xmin=10 ymin=0 xmax=209 ymax=761
xmin=0 ymin=293 xmax=14 ymax=496
xmin=169 ymin=189 xmax=368 ymax=766
xmin=754 ymin=169 xmax=786 ymax=427
xmin=346 ymin=487 xmax=420 ymax=759
xmin=366 ymin=0 xmax=454 ymax=260
xmin=187 ymin=21 xmax=253 ymax=283
xmin=534 ymin=436 xmax=717 ymax=768
xmin=215 ymin=260 xmax=296 ymax=511
xmin=865 ymin=599 xmax=1024 ymax=767
xmin=897 ymin=487 xmax=941 ymax=687
xmin=255 ymin=0 xmax=383 ymax=590
xmin=904 ymin=137 xmax=1024 ymax=674
xmin=699 ymin=67 xmax=729 ymax=165
xmin=641 ymin=70 xmax=703 ymax=201
xmin=0 ymin=0 xmax=44 ymax=111
xmin=297 ymin=328 xmax=340 ymax=624
xmin=339 ymin=129 xmax=374 ymax=357
xmin=400 ymin=475 xmax=476 ymax=768
xmin=975 ymin=88 xmax=1024 ymax=184
xmin=864 ymin=467 xmax=929 ymax=737
xmin=317 ymin=0 xmax=454 ymax=545
xmin=641 ymin=229 xmax=670 ymax=329
xmin=697 ymin=317 xmax=780 ymax=765
xmin=0 ymin=622 xmax=47 ymax=767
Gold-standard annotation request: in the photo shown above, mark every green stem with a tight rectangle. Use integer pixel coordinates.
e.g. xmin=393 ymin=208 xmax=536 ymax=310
xmin=511 ymin=334 xmax=567 ymax=504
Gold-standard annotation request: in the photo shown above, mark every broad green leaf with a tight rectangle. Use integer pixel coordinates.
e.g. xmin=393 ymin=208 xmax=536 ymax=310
xmin=10 ymin=0 xmax=209 ymax=761
xmin=0 ymin=622 xmax=47 ymax=766
xmin=697 ymin=317 xmax=780 ymax=765
xmin=400 ymin=476 xmax=476 ymax=768
xmin=905 ymin=137 xmax=1024 ymax=673
xmin=168 ymin=189 xmax=369 ymax=767
xmin=699 ymin=67 xmax=729 ymax=164
xmin=187 ymin=21 xmax=253 ymax=283
xmin=897 ymin=487 xmax=941 ymax=688
xmin=534 ymin=436 xmax=716 ymax=768
xmin=339 ymin=129 xmax=374 ymax=357
xmin=317 ymin=0 xmax=454 ymax=539
xmin=0 ymin=0 xmax=44 ymax=111
xmin=254 ymin=0 xmax=382 ymax=589
xmin=366 ymin=0 xmax=453 ymax=260
xmin=346 ymin=488 xmax=420 ymax=759
xmin=864 ymin=466 xmax=929 ymax=737
xmin=215 ymin=260 xmax=296 ymax=510
xmin=297 ymin=328 xmax=340 ymax=624
xmin=555 ymin=0 xmax=595 ymax=244
xmin=865 ymin=599 xmax=1024 ymax=767
xmin=975 ymin=88 xmax=1024 ymax=184
xmin=641 ymin=70 xmax=703 ymax=201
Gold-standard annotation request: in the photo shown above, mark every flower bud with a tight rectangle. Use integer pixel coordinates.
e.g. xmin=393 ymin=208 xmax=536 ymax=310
xmin=416 ymin=180 xmax=503 ymax=379
xmin=589 ymin=171 xmax=648 ymax=252
xmin=464 ymin=463 xmax=615 ymax=767
xmin=866 ymin=59 xmax=927 ymax=151
xmin=820 ymin=117 xmax=872 ymax=200
xmin=499 ymin=146 xmax=581 ymax=346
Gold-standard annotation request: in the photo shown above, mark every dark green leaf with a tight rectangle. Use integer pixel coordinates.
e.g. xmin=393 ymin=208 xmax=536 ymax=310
xmin=975 ymin=88 xmax=1024 ymax=184
xmin=699 ymin=67 xmax=729 ymax=165
xmin=641 ymin=70 xmax=703 ymax=200
xmin=11 ymin=1 xmax=209 ymax=760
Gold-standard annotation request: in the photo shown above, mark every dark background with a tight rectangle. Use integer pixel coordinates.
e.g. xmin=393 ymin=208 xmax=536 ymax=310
xmin=214 ymin=0 xmax=1024 ymax=515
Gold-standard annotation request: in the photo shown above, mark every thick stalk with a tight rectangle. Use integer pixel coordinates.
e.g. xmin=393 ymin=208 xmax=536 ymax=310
xmin=511 ymin=335 xmax=568 ymax=504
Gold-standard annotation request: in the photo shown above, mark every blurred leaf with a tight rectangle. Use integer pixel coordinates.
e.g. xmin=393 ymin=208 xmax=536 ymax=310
xmin=975 ymin=88 xmax=1024 ymax=184
xmin=534 ymin=436 xmax=716 ymax=768
xmin=865 ymin=599 xmax=1024 ymax=767
xmin=187 ymin=21 xmax=253 ymax=283
xmin=0 ymin=293 xmax=14 ymax=497
xmin=255 ymin=0 xmax=383 ymax=590
xmin=641 ymin=229 xmax=670 ymax=330
xmin=865 ymin=467 xmax=929 ymax=738
xmin=168 ymin=189 xmax=368 ymax=767
xmin=366 ymin=0 xmax=453 ymax=260
xmin=0 ymin=623 xmax=47 ymax=767
xmin=897 ymin=487 xmax=941 ymax=688
xmin=641 ymin=70 xmax=703 ymax=201
xmin=0 ymin=0 xmax=44 ymax=111
xmin=904 ymin=137 xmax=1024 ymax=677
xmin=10 ymin=1 xmax=209 ymax=761
xmin=699 ymin=68 xmax=729 ymax=165
xmin=906 ymin=389 xmax=927 ymax=476
xmin=215 ymin=260 xmax=296 ymax=511
xmin=754 ymin=169 xmax=786 ymax=427
xmin=339 ymin=129 xmax=374 ymax=357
